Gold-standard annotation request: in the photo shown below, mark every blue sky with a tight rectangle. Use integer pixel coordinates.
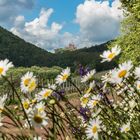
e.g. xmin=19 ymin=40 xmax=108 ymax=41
xmin=22 ymin=0 xmax=115 ymax=34
xmin=23 ymin=0 xmax=84 ymax=34
xmin=0 ymin=0 xmax=123 ymax=51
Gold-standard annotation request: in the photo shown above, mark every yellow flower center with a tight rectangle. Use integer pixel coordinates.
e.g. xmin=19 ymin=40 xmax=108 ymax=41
xmin=92 ymin=125 xmax=98 ymax=134
xmin=0 ymin=67 xmax=4 ymax=74
xmin=82 ymin=97 xmax=88 ymax=104
xmin=118 ymin=70 xmax=127 ymax=78
xmin=108 ymin=53 xmax=115 ymax=59
xmin=125 ymin=127 xmax=129 ymax=132
xmin=43 ymin=90 xmax=52 ymax=98
xmin=34 ymin=115 xmax=43 ymax=124
xmin=62 ymin=74 xmax=68 ymax=81
xmin=93 ymin=100 xmax=98 ymax=106
xmin=24 ymin=78 xmax=31 ymax=86
xmin=28 ymin=81 xmax=36 ymax=91
xmin=23 ymin=101 xmax=29 ymax=110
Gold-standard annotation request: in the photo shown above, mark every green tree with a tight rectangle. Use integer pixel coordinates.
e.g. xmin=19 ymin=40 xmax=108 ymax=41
xmin=110 ymin=0 xmax=140 ymax=65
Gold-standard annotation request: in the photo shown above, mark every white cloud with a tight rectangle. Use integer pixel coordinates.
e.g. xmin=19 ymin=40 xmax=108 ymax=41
xmin=0 ymin=0 xmax=34 ymax=26
xmin=11 ymin=8 xmax=63 ymax=51
xmin=14 ymin=15 xmax=25 ymax=27
xmin=75 ymin=0 xmax=123 ymax=43
xmin=24 ymin=8 xmax=62 ymax=40
xmin=10 ymin=0 xmax=123 ymax=51
xmin=10 ymin=9 xmax=90 ymax=51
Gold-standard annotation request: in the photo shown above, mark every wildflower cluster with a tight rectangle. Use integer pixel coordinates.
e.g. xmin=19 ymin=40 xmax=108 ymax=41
xmin=0 ymin=61 xmax=82 ymax=139
xmin=80 ymin=46 xmax=140 ymax=139
xmin=0 ymin=45 xmax=140 ymax=139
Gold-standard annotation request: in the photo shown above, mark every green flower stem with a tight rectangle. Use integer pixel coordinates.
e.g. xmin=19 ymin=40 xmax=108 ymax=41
xmin=68 ymin=79 xmax=83 ymax=95
xmin=52 ymin=105 xmax=56 ymax=140
xmin=4 ymin=106 xmax=23 ymax=127
xmin=2 ymin=75 xmax=32 ymax=129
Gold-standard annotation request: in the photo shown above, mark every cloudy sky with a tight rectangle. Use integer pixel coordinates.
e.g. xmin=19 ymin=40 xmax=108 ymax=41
xmin=0 ymin=0 xmax=123 ymax=51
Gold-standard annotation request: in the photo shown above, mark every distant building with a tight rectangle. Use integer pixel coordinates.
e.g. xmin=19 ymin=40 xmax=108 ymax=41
xmin=54 ymin=43 xmax=77 ymax=53
xmin=65 ymin=43 xmax=77 ymax=51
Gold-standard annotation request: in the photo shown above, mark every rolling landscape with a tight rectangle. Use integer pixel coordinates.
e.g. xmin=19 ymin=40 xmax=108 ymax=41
xmin=0 ymin=0 xmax=139 ymax=139
xmin=0 ymin=26 xmax=117 ymax=72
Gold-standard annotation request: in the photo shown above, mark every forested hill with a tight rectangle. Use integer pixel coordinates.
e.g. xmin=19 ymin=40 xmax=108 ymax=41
xmin=0 ymin=26 xmax=117 ymax=71
xmin=0 ymin=26 xmax=55 ymax=67
xmin=53 ymin=42 xmax=117 ymax=71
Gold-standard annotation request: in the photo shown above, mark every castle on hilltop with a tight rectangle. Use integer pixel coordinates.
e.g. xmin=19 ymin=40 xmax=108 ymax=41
xmin=55 ymin=43 xmax=77 ymax=53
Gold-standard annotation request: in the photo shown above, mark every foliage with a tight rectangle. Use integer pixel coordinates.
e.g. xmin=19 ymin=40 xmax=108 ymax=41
xmin=0 ymin=45 xmax=140 ymax=139
xmin=110 ymin=0 xmax=140 ymax=65
xmin=0 ymin=66 xmax=62 ymax=94
xmin=0 ymin=26 xmax=117 ymax=71
xmin=0 ymin=27 xmax=56 ymax=67
xmin=53 ymin=42 xmax=118 ymax=71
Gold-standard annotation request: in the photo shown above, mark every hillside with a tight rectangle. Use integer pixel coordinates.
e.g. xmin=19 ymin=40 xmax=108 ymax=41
xmin=0 ymin=26 xmax=117 ymax=71
xmin=0 ymin=27 xmax=55 ymax=67
xmin=53 ymin=42 xmax=117 ymax=71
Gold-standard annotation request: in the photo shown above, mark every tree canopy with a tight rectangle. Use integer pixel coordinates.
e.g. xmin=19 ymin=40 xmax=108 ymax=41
xmin=110 ymin=0 xmax=140 ymax=65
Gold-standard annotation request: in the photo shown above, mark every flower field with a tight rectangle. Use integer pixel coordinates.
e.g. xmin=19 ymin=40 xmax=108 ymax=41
xmin=0 ymin=45 xmax=140 ymax=140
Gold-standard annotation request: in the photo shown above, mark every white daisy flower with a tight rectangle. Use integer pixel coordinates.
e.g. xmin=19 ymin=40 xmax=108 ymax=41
xmin=0 ymin=94 xmax=7 ymax=112
xmin=100 ymin=45 xmax=121 ymax=63
xmin=35 ymin=102 xmax=45 ymax=113
xmin=37 ymin=89 xmax=53 ymax=100
xmin=29 ymin=109 xmax=48 ymax=128
xmin=55 ymin=67 xmax=70 ymax=85
xmin=101 ymin=70 xmax=112 ymax=83
xmin=110 ymin=61 xmax=133 ymax=84
xmin=86 ymin=118 xmax=102 ymax=140
xmin=0 ymin=59 xmax=13 ymax=77
xmin=81 ymin=69 xmax=96 ymax=83
xmin=21 ymin=72 xmax=37 ymax=93
xmin=134 ymin=66 xmax=140 ymax=79
xmin=48 ymin=83 xmax=57 ymax=90
xmin=118 ymin=61 xmax=133 ymax=77
xmin=22 ymin=99 xmax=31 ymax=113
xmin=120 ymin=122 xmax=130 ymax=133
xmin=80 ymin=93 xmax=90 ymax=108
xmin=87 ymin=95 xmax=101 ymax=109
xmin=135 ymin=80 xmax=140 ymax=91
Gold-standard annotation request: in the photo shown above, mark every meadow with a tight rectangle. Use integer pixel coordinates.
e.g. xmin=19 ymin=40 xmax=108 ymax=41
xmin=0 ymin=44 xmax=140 ymax=140
xmin=0 ymin=1 xmax=139 ymax=140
